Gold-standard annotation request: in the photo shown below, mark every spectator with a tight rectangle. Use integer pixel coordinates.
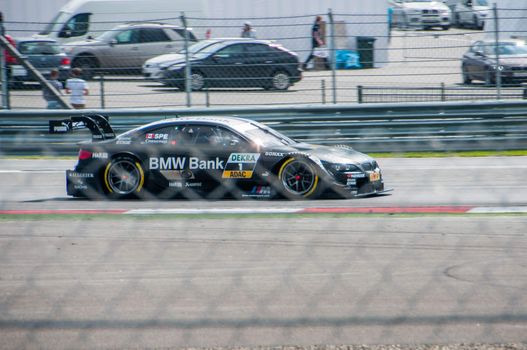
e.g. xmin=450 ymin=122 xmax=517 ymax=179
xmin=241 ymin=21 xmax=256 ymax=38
xmin=42 ymin=69 xmax=64 ymax=109
xmin=303 ymin=15 xmax=328 ymax=70
xmin=65 ymin=67 xmax=89 ymax=109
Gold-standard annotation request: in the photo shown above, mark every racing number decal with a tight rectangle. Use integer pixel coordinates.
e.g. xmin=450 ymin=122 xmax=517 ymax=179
xmin=222 ymin=153 xmax=260 ymax=179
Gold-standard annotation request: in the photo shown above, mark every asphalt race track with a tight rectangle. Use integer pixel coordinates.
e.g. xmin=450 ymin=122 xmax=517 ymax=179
xmin=1 ymin=156 xmax=527 ymax=209
xmin=0 ymin=157 xmax=526 ymax=349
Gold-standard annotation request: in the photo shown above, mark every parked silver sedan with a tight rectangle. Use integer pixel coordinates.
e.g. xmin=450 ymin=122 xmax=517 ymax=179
xmin=63 ymin=22 xmax=197 ymax=79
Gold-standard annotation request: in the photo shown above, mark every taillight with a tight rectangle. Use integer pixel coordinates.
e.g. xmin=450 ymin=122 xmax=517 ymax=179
xmin=78 ymin=149 xmax=92 ymax=160
xmin=60 ymin=57 xmax=71 ymax=66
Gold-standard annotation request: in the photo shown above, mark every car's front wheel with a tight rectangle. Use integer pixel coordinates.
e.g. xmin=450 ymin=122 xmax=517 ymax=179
xmin=277 ymin=158 xmax=322 ymax=200
xmin=189 ymin=71 xmax=206 ymax=91
xmin=104 ymin=156 xmax=145 ymax=199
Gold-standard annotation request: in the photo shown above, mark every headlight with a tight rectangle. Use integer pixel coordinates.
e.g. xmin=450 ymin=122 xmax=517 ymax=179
xmin=166 ymin=63 xmax=185 ymax=71
xmin=491 ymin=65 xmax=504 ymax=71
xmin=324 ymin=163 xmax=361 ymax=173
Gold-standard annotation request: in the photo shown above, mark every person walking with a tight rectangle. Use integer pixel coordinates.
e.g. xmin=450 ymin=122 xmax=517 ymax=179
xmin=42 ymin=69 xmax=63 ymax=109
xmin=303 ymin=15 xmax=327 ymax=70
xmin=241 ymin=21 xmax=256 ymax=38
xmin=65 ymin=67 xmax=89 ymax=109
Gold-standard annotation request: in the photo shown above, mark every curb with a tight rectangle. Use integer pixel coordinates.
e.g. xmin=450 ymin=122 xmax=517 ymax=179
xmin=1 ymin=206 xmax=527 ymax=215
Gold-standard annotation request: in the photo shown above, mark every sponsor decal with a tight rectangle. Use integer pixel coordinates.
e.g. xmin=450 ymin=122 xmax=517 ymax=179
xmin=69 ymin=172 xmax=94 ymax=178
xmin=168 ymin=181 xmax=201 ymax=188
xmin=116 ymin=139 xmax=132 ymax=145
xmin=369 ymin=171 xmax=381 ymax=182
xmin=53 ymin=123 xmax=69 ymax=132
xmin=146 ymin=133 xmax=168 ymax=140
xmin=242 ymin=186 xmax=272 ymax=198
xmin=74 ymin=184 xmax=88 ymax=190
xmin=149 ymin=157 xmax=224 ymax=170
xmin=222 ymin=153 xmax=260 ymax=179
xmin=346 ymin=179 xmax=357 ymax=186
xmin=160 ymin=170 xmax=195 ymax=180
xmin=92 ymin=152 xmax=108 ymax=159
xmin=345 ymin=172 xmax=366 ymax=179
xmin=144 ymin=133 xmax=169 ymax=144
xmin=265 ymin=152 xmax=284 ymax=157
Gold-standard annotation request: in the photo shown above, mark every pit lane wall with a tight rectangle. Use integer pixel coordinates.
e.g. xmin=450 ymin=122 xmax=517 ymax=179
xmin=1 ymin=100 xmax=527 ymax=155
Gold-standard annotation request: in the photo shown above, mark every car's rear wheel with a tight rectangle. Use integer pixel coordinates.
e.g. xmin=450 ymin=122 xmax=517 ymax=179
xmin=72 ymin=56 xmax=98 ymax=80
xmin=277 ymin=158 xmax=322 ymax=200
xmin=104 ymin=156 xmax=145 ymax=199
xmin=462 ymin=65 xmax=472 ymax=84
xmin=269 ymin=71 xmax=291 ymax=90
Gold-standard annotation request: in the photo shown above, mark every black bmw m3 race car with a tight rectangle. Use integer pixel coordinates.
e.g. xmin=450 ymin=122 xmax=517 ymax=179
xmin=50 ymin=114 xmax=389 ymax=200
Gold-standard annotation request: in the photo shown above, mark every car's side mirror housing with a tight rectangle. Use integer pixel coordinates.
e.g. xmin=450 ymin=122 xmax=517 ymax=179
xmin=109 ymin=39 xmax=117 ymax=47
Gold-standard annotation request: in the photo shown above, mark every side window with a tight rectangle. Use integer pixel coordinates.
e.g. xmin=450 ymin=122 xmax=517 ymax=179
xmin=178 ymin=125 xmax=246 ymax=148
xmin=244 ymin=44 xmax=272 ymax=58
xmin=140 ymin=28 xmax=170 ymax=43
xmin=115 ymin=29 xmax=140 ymax=44
xmin=140 ymin=126 xmax=180 ymax=145
xmin=172 ymin=29 xmax=198 ymax=42
xmin=59 ymin=13 xmax=91 ymax=38
xmin=471 ymin=42 xmax=482 ymax=53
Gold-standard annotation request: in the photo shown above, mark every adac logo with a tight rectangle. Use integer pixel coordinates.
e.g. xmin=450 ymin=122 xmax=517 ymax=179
xmin=222 ymin=153 xmax=260 ymax=179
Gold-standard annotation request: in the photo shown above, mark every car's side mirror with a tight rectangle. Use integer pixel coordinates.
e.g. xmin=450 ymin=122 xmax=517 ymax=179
xmin=229 ymin=139 xmax=240 ymax=147
xmin=475 ymin=51 xmax=484 ymax=57
xmin=109 ymin=39 xmax=117 ymax=47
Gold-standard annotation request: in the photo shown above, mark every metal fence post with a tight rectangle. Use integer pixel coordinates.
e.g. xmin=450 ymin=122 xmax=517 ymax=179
xmin=493 ymin=3 xmax=501 ymax=99
xmin=441 ymin=82 xmax=445 ymax=102
xmin=99 ymin=74 xmax=105 ymax=109
xmin=358 ymin=85 xmax=363 ymax=104
xmin=181 ymin=12 xmax=191 ymax=107
xmin=0 ymin=12 xmax=10 ymax=109
xmin=321 ymin=79 xmax=326 ymax=104
xmin=328 ymin=9 xmax=337 ymax=104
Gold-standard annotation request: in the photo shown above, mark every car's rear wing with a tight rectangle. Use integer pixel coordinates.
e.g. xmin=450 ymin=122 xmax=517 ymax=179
xmin=49 ymin=114 xmax=116 ymax=141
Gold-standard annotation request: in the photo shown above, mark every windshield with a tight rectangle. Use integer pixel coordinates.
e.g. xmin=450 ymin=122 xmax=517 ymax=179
xmin=483 ymin=43 xmax=527 ymax=56
xmin=235 ymin=121 xmax=296 ymax=147
xmin=475 ymin=0 xmax=488 ymax=5
xmin=179 ymin=40 xmax=221 ymax=55
xmin=39 ymin=12 xmax=70 ymax=35
xmin=95 ymin=28 xmax=122 ymax=41
xmin=191 ymin=41 xmax=229 ymax=59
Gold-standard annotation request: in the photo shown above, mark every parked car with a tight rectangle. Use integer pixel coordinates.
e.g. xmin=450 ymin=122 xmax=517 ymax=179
xmin=63 ymin=22 xmax=197 ymax=79
xmin=448 ymin=0 xmax=489 ymax=29
xmin=157 ymin=38 xmax=302 ymax=91
xmin=5 ymin=36 xmax=70 ymax=88
xmin=389 ymin=0 xmax=452 ymax=30
xmin=49 ymin=115 xmax=388 ymax=200
xmin=143 ymin=39 xmax=229 ymax=80
xmin=462 ymin=40 xmax=527 ymax=85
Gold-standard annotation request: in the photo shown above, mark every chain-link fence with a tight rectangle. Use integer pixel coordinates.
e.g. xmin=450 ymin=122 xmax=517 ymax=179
xmin=3 ymin=4 xmax=527 ymax=109
xmin=1 ymin=4 xmax=527 ymax=350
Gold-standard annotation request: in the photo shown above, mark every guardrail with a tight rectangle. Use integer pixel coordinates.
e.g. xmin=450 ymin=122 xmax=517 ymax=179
xmin=1 ymin=100 xmax=527 ymax=155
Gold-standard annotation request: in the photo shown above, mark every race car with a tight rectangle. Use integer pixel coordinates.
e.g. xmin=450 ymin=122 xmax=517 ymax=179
xmin=49 ymin=114 xmax=389 ymax=200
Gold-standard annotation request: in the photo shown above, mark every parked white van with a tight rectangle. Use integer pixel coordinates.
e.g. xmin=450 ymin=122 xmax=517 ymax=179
xmin=34 ymin=0 xmax=204 ymax=43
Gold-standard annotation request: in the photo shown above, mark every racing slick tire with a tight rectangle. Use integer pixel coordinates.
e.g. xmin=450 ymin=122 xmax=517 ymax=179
xmin=277 ymin=157 xmax=323 ymax=200
xmin=103 ymin=156 xmax=145 ymax=199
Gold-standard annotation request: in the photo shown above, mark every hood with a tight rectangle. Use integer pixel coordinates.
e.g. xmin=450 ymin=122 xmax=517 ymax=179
xmin=403 ymin=1 xmax=450 ymax=11
xmin=494 ymin=55 xmax=527 ymax=66
xmin=293 ymin=143 xmax=374 ymax=166
xmin=144 ymin=53 xmax=185 ymax=67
